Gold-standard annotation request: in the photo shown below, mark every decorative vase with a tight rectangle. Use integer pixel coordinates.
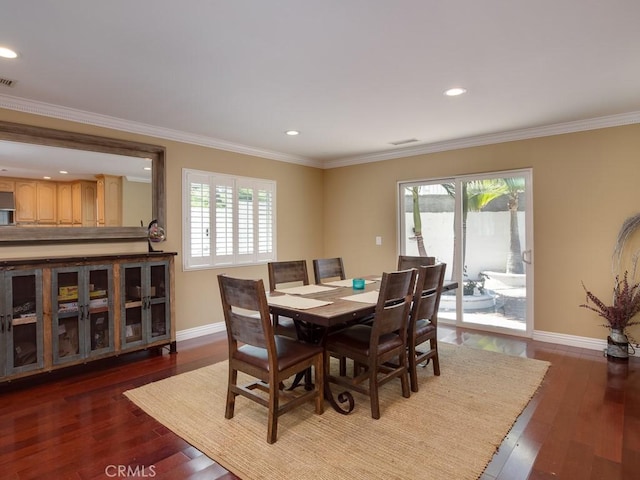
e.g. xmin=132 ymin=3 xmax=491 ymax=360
xmin=606 ymin=328 xmax=629 ymax=361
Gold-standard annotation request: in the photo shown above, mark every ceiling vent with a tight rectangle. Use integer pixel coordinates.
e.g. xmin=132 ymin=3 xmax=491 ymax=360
xmin=0 ymin=77 xmax=16 ymax=88
xmin=389 ymin=138 xmax=418 ymax=146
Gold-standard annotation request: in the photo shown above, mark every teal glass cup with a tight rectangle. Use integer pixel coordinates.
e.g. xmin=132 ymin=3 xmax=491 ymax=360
xmin=352 ymin=278 xmax=365 ymax=290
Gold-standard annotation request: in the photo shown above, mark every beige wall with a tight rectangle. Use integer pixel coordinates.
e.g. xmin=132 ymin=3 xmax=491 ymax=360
xmin=323 ymin=125 xmax=640 ymax=341
xmin=121 ymin=178 xmax=152 ymax=227
xmin=3 ymin=107 xmax=639 ymax=341
xmin=0 ymin=108 xmax=325 ymax=331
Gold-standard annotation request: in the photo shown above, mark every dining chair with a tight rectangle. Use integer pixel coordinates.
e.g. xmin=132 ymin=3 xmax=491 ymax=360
xmin=313 ymin=257 xmax=346 ymax=284
xmin=217 ymin=274 xmax=324 ymax=443
xmin=407 ymin=263 xmax=446 ymax=392
xmin=267 ymin=260 xmax=310 ymax=338
xmin=397 ymin=255 xmax=436 ymax=270
xmin=325 ymin=268 xmax=417 ymax=419
xmin=312 ymin=256 xmax=351 ymax=375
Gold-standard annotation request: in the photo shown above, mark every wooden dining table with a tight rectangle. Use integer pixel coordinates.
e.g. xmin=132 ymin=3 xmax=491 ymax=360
xmin=267 ymin=275 xmax=458 ymax=414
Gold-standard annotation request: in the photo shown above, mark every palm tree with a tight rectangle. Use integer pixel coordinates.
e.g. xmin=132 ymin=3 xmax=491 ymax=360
xmin=503 ymin=177 xmax=525 ymax=274
xmin=442 ymin=180 xmax=506 ymax=277
xmin=410 ymin=177 xmax=525 ymax=278
xmin=408 ymin=186 xmax=429 ymax=256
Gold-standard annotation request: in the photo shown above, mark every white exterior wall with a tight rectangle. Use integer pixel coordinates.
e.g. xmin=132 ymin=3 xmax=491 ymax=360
xmin=403 ymin=211 xmax=526 ymax=278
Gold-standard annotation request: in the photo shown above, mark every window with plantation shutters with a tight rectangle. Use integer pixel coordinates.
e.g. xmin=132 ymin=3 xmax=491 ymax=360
xmin=182 ymin=169 xmax=276 ymax=270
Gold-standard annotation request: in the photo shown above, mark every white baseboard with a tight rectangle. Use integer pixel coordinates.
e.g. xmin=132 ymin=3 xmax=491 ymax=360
xmin=533 ymin=330 xmax=639 ymax=357
xmin=176 ymin=322 xmax=226 ymax=342
xmin=175 ymin=323 xmax=638 ymax=357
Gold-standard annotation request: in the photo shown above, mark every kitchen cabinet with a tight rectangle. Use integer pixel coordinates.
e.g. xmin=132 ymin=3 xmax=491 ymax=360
xmin=36 ymin=181 xmax=57 ymax=224
xmin=96 ymin=174 xmax=122 ymax=227
xmin=15 ymin=181 xmax=37 ymax=223
xmin=14 ymin=180 xmax=58 ymax=225
xmin=0 ymin=179 xmax=14 ymax=192
xmin=57 ymin=182 xmax=73 ymax=225
xmin=72 ymin=180 xmax=97 ymax=227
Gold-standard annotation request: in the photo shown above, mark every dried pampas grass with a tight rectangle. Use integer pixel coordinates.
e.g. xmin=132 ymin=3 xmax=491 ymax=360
xmin=613 ymin=213 xmax=640 ymax=274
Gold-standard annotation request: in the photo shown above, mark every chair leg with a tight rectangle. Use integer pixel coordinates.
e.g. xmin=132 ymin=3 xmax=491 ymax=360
xmin=408 ymin=345 xmax=419 ymax=393
xmin=369 ymin=367 xmax=380 ymax=419
xmin=225 ymin=368 xmax=238 ymax=419
xmin=267 ymin=380 xmax=279 ymax=444
xmin=339 ymin=356 xmax=347 ymax=376
xmin=431 ymin=338 xmax=440 ymax=376
xmin=400 ymin=355 xmax=411 ymax=399
xmin=324 ymin=350 xmax=332 ymax=384
xmin=314 ymin=355 xmax=325 ymax=414
xmin=305 ymin=368 xmax=313 ymax=390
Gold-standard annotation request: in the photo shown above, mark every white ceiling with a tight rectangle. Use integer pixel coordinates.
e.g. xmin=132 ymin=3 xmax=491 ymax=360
xmin=0 ymin=0 xmax=639 ymax=170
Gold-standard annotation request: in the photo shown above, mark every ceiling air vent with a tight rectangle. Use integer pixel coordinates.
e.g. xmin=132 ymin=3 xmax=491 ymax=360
xmin=0 ymin=77 xmax=16 ymax=88
xmin=389 ymin=138 xmax=418 ymax=146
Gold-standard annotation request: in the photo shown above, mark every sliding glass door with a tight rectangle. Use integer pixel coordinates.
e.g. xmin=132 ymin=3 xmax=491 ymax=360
xmin=399 ymin=169 xmax=533 ymax=336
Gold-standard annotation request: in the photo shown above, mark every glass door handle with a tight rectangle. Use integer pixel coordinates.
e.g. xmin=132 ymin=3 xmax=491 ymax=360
xmin=522 ymin=250 xmax=532 ymax=264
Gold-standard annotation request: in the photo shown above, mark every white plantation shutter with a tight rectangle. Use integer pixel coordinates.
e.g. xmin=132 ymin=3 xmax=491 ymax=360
xmin=256 ymin=182 xmax=274 ymax=261
xmin=183 ymin=169 xmax=276 ymax=270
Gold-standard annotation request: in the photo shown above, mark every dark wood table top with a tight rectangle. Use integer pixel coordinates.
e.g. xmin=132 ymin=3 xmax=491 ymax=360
xmin=267 ymin=277 xmax=458 ymax=328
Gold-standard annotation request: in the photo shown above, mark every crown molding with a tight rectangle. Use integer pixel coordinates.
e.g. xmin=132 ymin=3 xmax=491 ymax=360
xmin=2 ymin=93 xmax=638 ymax=171
xmin=0 ymin=94 xmax=322 ymax=168
xmin=324 ymin=111 xmax=640 ymax=169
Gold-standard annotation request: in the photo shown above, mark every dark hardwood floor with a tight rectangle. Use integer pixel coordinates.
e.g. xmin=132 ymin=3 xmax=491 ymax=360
xmin=1 ymin=326 xmax=639 ymax=479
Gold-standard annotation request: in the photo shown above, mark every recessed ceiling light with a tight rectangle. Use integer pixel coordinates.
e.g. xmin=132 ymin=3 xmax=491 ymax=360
xmin=43 ymin=176 xmax=51 ymax=180
xmin=0 ymin=47 xmax=18 ymax=59
xmin=59 ymin=170 xmax=68 ymax=174
xmin=444 ymin=87 xmax=467 ymax=97
xmin=285 ymin=130 xmax=300 ymax=136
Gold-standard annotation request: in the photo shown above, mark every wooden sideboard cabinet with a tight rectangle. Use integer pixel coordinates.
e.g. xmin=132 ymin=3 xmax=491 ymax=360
xmin=0 ymin=252 xmax=176 ymax=384
xmin=0 ymin=268 xmax=45 ymax=378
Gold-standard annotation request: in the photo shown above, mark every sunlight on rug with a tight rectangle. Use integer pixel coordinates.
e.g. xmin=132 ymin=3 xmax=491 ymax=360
xmin=125 ymin=343 xmax=549 ymax=480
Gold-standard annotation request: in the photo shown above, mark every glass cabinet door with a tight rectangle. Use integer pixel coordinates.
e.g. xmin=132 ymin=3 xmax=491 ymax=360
xmin=121 ymin=264 xmax=145 ymax=348
xmin=121 ymin=261 xmax=171 ymax=349
xmin=52 ymin=268 xmax=82 ymax=364
xmin=52 ymin=265 xmax=114 ymax=364
xmin=149 ymin=263 xmax=170 ymax=342
xmin=3 ymin=269 xmax=44 ymax=375
xmin=87 ymin=266 xmax=114 ymax=355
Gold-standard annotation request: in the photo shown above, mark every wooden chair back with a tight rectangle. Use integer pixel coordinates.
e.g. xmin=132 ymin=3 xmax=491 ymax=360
xmin=218 ymin=274 xmax=273 ymax=356
xmin=410 ymin=263 xmax=446 ymax=329
xmin=268 ymin=260 xmax=309 ymax=291
xmin=217 ymin=274 xmax=324 ymax=443
xmin=266 ymin=260 xmax=309 ymax=338
xmin=313 ymin=257 xmax=346 ymax=284
xmin=407 ymin=263 xmax=446 ymax=392
xmin=325 ymin=267 xmax=417 ymax=418
xmin=371 ymin=268 xmax=418 ymax=343
xmin=397 ymin=255 xmax=436 ymax=270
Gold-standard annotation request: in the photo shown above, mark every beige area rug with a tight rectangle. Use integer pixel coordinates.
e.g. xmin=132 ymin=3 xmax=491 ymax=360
xmin=125 ymin=344 xmax=550 ymax=480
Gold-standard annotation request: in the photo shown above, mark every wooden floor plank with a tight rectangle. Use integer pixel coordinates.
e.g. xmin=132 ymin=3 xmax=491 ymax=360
xmin=1 ymin=326 xmax=638 ymax=479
